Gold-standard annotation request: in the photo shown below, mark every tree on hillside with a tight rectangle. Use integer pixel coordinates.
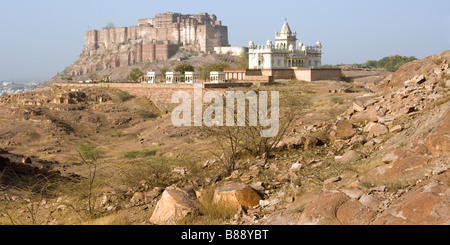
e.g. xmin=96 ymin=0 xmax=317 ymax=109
xmin=365 ymin=60 xmax=378 ymax=68
xmin=196 ymin=63 xmax=211 ymax=81
xmin=174 ymin=62 xmax=195 ymax=74
xmin=88 ymin=71 xmax=98 ymax=82
xmin=76 ymin=145 xmax=103 ymax=217
xmin=129 ymin=68 xmax=144 ymax=82
xmin=210 ymin=61 xmax=230 ymax=72
xmin=103 ymin=22 xmax=116 ymax=30
xmin=196 ymin=61 xmax=230 ymax=81
xmin=365 ymin=55 xmax=417 ymax=72
xmin=235 ymin=53 xmax=249 ymax=69
xmin=160 ymin=67 xmax=169 ymax=76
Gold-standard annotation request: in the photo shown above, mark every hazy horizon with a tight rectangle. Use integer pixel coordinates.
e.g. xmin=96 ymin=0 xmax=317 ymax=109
xmin=1 ymin=0 xmax=449 ymax=81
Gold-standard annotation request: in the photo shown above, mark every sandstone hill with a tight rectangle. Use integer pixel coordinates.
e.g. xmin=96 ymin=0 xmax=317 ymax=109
xmin=0 ymin=51 xmax=448 ymax=225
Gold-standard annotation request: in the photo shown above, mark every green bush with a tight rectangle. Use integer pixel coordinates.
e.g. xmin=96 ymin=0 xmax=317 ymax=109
xmin=235 ymin=53 xmax=249 ymax=69
xmin=196 ymin=61 xmax=230 ymax=81
xmin=331 ymin=97 xmax=344 ymax=104
xmin=365 ymin=55 xmax=417 ymax=72
xmin=78 ymin=145 xmax=102 ymax=161
xmin=116 ymin=90 xmax=133 ymax=102
xmin=340 ymin=74 xmax=354 ymax=83
xmin=137 ymin=108 xmax=158 ymax=120
xmin=123 ymin=149 xmax=158 ymax=159
xmin=175 ymin=62 xmax=195 ymax=74
xmin=129 ymin=68 xmax=144 ymax=82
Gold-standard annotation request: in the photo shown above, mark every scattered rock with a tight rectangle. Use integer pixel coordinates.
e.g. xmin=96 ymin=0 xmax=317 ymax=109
xmin=369 ymin=186 xmax=387 ymax=193
xmin=382 ymin=152 xmax=399 ymax=164
xmin=22 ymin=157 xmax=32 ymax=164
xmin=348 ymin=135 xmax=365 ymax=146
xmin=213 ymin=182 xmax=263 ymax=209
xmin=170 ymin=166 xmax=187 ymax=176
xmin=144 ymin=188 xmax=163 ymax=203
xmin=415 ymin=74 xmax=426 ymax=84
xmin=130 ymin=192 xmax=144 ymax=205
xmin=372 ymin=172 xmax=450 ymax=225
xmin=377 ymin=115 xmax=396 ymax=124
xmin=240 ymin=173 xmax=252 ymax=182
xmin=289 ymin=162 xmax=303 ymax=171
xmin=297 ymin=190 xmax=349 ymax=225
xmin=330 ymin=120 xmax=357 ymax=141
xmin=389 ymin=125 xmax=403 ymax=133
xmin=324 ymin=176 xmax=342 ymax=185
xmin=359 ymin=194 xmax=381 ymax=211
xmin=259 ymin=200 xmax=270 ymax=207
xmin=368 ymin=123 xmax=389 ymax=138
xmin=276 ymin=172 xmax=289 ymax=183
xmin=336 ymin=199 xmax=375 ymax=225
xmin=230 ymin=170 xmax=241 ymax=179
xmin=353 ymin=101 xmax=365 ymax=112
xmin=363 ymin=122 xmax=377 ymax=133
xmin=285 ymin=197 xmax=295 ymax=203
xmin=336 ymin=150 xmax=361 ymax=164
xmin=340 ymin=187 xmax=364 ymax=200
xmin=261 ymin=210 xmax=300 ymax=225
xmin=149 ymin=187 xmax=199 ymax=225
xmin=404 ymin=106 xmax=417 ymax=114
xmin=250 ymin=182 xmax=266 ymax=192
xmin=304 ymin=136 xmax=320 ymax=150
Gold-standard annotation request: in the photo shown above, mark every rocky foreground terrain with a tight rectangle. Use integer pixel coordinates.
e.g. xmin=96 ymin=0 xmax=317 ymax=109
xmin=0 ymin=51 xmax=449 ymax=225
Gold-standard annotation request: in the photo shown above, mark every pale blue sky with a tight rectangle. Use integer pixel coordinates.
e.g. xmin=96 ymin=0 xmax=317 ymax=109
xmin=0 ymin=0 xmax=449 ymax=81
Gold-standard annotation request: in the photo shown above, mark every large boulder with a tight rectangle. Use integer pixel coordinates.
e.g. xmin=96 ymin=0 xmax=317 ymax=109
xmin=363 ymin=153 xmax=431 ymax=184
xmin=368 ymin=123 xmax=389 ymax=138
xmin=149 ymin=187 xmax=199 ymax=225
xmin=330 ymin=120 xmax=357 ymax=141
xmin=352 ymin=106 xmax=379 ymax=123
xmin=336 ymin=199 xmax=375 ymax=225
xmin=213 ymin=182 xmax=262 ymax=209
xmin=336 ymin=150 xmax=361 ymax=164
xmin=373 ymin=171 xmax=450 ymax=225
xmin=297 ymin=190 xmax=349 ymax=225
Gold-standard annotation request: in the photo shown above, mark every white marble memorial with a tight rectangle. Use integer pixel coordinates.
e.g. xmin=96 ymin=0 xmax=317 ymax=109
xmin=248 ymin=18 xmax=322 ymax=69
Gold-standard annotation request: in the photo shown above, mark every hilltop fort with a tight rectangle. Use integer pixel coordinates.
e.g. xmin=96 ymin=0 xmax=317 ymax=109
xmin=68 ymin=12 xmax=229 ymax=77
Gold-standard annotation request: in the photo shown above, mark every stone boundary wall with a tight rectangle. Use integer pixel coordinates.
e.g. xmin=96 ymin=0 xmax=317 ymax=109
xmin=262 ymin=69 xmax=295 ymax=79
xmin=310 ymin=68 xmax=342 ymax=81
xmin=224 ymin=69 xmax=274 ymax=85
xmin=258 ymin=68 xmax=342 ymax=81
xmin=54 ymin=83 xmax=252 ymax=112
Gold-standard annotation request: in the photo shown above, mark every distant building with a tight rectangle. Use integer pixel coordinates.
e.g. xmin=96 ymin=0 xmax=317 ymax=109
xmin=146 ymin=72 xmax=163 ymax=83
xmin=210 ymin=71 xmax=226 ymax=83
xmin=185 ymin=71 xmax=201 ymax=84
xmin=214 ymin=46 xmax=248 ymax=56
xmin=166 ymin=72 xmax=181 ymax=83
xmin=248 ymin=18 xmax=322 ymax=69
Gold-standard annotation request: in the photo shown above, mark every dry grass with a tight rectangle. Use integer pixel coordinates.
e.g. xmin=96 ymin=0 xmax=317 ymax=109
xmin=82 ymin=213 xmax=130 ymax=225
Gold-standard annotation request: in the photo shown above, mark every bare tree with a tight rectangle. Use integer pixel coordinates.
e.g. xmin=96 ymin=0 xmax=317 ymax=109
xmin=203 ymin=125 xmax=244 ymax=173
xmin=76 ymin=145 xmax=102 ymax=217
xmin=201 ymin=90 xmax=300 ymax=172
